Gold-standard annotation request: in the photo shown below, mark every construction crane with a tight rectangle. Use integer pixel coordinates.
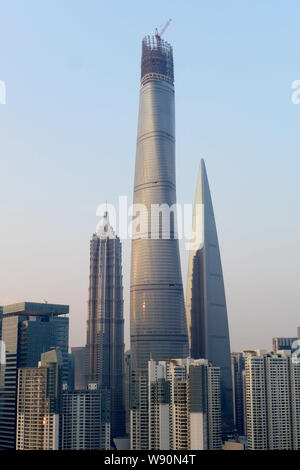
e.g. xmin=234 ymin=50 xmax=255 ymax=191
xmin=155 ymin=19 xmax=172 ymax=39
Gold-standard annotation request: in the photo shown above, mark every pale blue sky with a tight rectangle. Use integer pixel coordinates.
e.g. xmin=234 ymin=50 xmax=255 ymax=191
xmin=1 ymin=0 xmax=300 ymax=352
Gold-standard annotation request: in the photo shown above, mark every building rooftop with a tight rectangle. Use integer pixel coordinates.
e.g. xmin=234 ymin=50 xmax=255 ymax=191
xmin=141 ymin=35 xmax=174 ymax=85
xmin=2 ymin=301 xmax=69 ymax=317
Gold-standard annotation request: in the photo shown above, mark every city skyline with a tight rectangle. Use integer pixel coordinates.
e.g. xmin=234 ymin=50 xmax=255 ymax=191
xmin=1 ymin=2 xmax=300 ymax=453
xmin=1 ymin=1 xmax=300 ymax=356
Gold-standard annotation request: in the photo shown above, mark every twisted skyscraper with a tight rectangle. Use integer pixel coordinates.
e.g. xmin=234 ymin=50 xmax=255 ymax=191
xmin=130 ymin=34 xmax=189 ymax=449
xmin=130 ymin=35 xmax=189 ymax=371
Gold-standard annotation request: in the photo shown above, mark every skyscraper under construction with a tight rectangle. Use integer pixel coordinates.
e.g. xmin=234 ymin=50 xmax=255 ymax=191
xmin=85 ymin=212 xmax=125 ymax=439
xmin=130 ymin=31 xmax=189 ymax=449
xmin=130 ymin=33 xmax=188 ymax=372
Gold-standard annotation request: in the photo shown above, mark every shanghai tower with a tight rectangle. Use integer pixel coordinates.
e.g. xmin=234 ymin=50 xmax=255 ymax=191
xmin=130 ymin=34 xmax=189 ymax=372
xmin=186 ymin=160 xmax=233 ymax=429
xmin=130 ymin=33 xmax=189 ymax=449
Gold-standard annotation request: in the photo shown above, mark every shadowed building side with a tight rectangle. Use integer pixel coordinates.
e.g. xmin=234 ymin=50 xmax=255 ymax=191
xmin=186 ymin=160 xmax=233 ymax=429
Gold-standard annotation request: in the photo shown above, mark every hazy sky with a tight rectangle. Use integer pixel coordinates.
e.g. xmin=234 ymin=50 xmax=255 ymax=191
xmin=1 ymin=0 xmax=300 ymax=353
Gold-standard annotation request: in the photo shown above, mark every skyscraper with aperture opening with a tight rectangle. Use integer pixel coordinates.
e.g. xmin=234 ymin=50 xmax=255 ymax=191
xmin=186 ymin=160 xmax=233 ymax=429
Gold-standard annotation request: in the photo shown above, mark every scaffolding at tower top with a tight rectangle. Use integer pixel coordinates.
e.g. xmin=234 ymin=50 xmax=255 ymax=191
xmin=141 ymin=35 xmax=174 ymax=85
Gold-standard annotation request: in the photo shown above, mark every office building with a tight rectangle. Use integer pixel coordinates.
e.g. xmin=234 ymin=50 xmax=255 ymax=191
xmin=130 ymin=32 xmax=189 ymax=370
xmin=0 ymin=301 xmax=69 ymax=449
xmin=130 ymin=31 xmax=189 ymax=449
xmin=85 ymin=212 xmax=125 ymax=438
xmin=186 ymin=160 xmax=233 ymax=428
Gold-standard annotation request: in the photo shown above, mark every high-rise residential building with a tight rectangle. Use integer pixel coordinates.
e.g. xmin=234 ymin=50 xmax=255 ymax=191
xmin=130 ymin=370 xmax=148 ymax=450
xmin=62 ymin=382 xmax=110 ymax=450
xmin=0 ymin=302 xmax=69 ymax=449
xmin=146 ymin=358 xmax=222 ymax=450
xmin=71 ymin=346 xmax=86 ymax=390
xmin=130 ymin=32 xmax=189 ymax=450
xmin=244 ymin=350 xmax=300 ymax=450
xmin=272 ymin=337 xmax=297 ymax=353
xmin=186 ymin=159 xmax=233 ymax=429
xmin=85 ymin=212 xmax=125 ymax=439
xmin=231 ymin=352 xmax=245 ymax=436
xmin=16 ymin=350 xmax=63 ymax=450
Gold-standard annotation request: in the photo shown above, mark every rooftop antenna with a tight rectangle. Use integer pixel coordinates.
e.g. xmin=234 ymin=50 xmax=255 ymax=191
xmin=155 ymin=18 xmax=172 ymax=40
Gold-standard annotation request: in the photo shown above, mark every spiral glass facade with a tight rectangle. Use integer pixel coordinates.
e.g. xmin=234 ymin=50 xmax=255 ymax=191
xmin=130 ymin=36 xmax=189 ymax=373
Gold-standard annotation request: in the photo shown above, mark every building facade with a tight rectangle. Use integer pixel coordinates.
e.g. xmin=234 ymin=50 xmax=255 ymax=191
xmin=130 ymin=32 xmax=189 ymax=450
xmin=130 ymin=34 xmax=189 ymax=371
xmin=71 ymin=346 xmax=86 ymax=390
xmin=16 ymin=350 xmax=63 ymax=450
xmin=146 ymin=358 xmax=222 ymax=450
xmin=85 ymin=212 xmax=125 ymax=439
xmin=244 ymin=350 xmax=300 ymax=450
xmin=0 ymin=302 xmax=69 ymax=449
xmin=124 ymin=350 xmax=131 ymax=435
xmin=186 ymin=160 xmax=233 ymax=429
xmin=231 ymin=352 xmax=245 ymax=435
xmin=272 ymin=337 xmax=297 ymax=353
xmin=62 ymin=382 xmax=110 ymax=450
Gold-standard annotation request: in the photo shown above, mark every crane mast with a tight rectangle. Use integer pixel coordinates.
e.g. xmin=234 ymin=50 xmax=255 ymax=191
xmin=155 ymin=18 xmax=172 ymax=40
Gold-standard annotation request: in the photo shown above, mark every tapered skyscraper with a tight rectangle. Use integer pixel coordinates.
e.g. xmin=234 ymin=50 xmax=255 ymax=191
xmin=130 ymin=35 xmax=189 ymax=372
xmin=130 ymin=33 xmax=189 ymax=449
xmin=186 ymin=160 xmax=233 ymax=427
xmin=86 ymin=212 xmax=125 ymax=439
